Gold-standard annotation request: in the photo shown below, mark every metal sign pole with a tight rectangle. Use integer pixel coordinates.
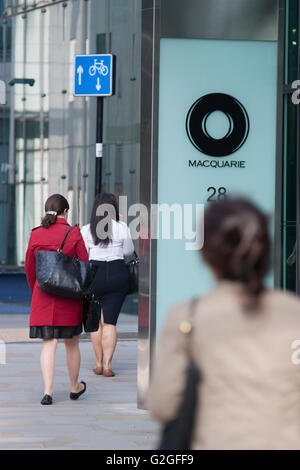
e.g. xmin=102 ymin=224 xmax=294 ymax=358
xmin=95 ymin=96 xmax=103 ymax=195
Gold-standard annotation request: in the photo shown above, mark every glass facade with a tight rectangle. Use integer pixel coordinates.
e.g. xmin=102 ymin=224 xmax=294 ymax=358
xmin=0 ymin=0 xmax=141 ymax=268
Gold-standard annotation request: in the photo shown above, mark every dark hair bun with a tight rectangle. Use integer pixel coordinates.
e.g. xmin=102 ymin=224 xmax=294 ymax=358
xmin=41 ymin=213 xmax=57 ymax=229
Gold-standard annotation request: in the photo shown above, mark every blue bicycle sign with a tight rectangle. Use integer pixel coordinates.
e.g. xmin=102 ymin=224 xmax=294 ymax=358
xmin=74 ymin=54 xmax=114 ymax=97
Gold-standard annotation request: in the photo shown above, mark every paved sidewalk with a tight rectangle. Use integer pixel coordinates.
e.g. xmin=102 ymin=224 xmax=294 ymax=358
xmin=0 ymin=314 xmax=160 ymax=450
xmin=0 ymin=313 xmax=138 ymax=343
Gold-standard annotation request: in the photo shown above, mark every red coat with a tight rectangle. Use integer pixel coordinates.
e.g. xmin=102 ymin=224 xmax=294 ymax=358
xmin=25 ymin=218 xmax=89 ymax=327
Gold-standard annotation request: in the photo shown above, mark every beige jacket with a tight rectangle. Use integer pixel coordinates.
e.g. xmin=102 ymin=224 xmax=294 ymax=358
xmin=147 ymin=280 xmax=300 ymax=450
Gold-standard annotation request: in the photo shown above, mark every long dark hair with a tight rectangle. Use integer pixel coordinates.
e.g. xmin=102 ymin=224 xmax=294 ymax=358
xmin=202 ymin=198 xmax=271 ymax=310
xmin=90 ymin=193 xmax=120 ymax=246
xmin=41 ymin=194 xmax=69 ymax=229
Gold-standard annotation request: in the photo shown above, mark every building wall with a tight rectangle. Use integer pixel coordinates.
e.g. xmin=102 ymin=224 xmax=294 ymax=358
xmin=0 ymin=0 xmax=141 ymax=270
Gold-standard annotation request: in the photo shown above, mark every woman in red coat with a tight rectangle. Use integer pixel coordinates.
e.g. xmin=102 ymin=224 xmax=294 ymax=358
xmin=25 ymin=194 xmax=89 ymax=405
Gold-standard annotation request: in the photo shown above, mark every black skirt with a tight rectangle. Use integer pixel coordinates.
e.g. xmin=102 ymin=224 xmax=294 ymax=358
xmin=90 ymin=259 xmax=129 ymax=326
xmin=30 ymin=323 xmax=82 ymax=339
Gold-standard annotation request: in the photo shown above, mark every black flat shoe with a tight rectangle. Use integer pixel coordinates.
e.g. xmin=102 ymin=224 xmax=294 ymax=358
xmin=41 ymin=394 xmax=52 ymax=405
xmin=70 ymin=381 xmax=86 ymax=400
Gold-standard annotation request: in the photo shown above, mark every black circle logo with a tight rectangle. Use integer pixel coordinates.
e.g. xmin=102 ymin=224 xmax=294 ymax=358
xmin=186 ymin=93 xmax=250 ymax=157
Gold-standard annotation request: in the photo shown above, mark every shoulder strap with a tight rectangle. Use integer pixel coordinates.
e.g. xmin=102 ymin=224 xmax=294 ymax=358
xmin=188 ymin=298 xmax=199 ymax=349
xmin=58 ymin=226 xmax=73 ymax=253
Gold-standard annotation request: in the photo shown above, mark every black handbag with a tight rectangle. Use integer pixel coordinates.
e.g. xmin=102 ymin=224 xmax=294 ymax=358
xmin=158 ymin=299 xmax=201 ymax=450
xmin=35 ymin=226 xmax=96 ymax=299
xmin=126 ymin=251 xmax=139 ymax=294
xmin=83 ymin=291 xmax=101 ymax=333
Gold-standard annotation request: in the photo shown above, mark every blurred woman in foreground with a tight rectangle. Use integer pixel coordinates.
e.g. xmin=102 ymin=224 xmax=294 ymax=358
xmin=148 ymin=198 xmax=300 ymax=450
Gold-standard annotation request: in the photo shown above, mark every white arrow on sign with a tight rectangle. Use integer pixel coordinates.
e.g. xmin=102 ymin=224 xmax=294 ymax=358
xmin=77 ymin=65 xmax=84 ymax=86
xmin=96 ymin=78 xmax=101 ymax=91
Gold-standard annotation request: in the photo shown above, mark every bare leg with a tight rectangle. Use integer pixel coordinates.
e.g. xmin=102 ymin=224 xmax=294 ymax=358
xmin=64 ymin=336 xmax=84 ymax=393
xmin=40 ymin=339 xmax=58 ymax=396
xmin=102 ymin=323 xmax=117 ymax=371
xmin=90 ymin=310 xmax=104 ymax=369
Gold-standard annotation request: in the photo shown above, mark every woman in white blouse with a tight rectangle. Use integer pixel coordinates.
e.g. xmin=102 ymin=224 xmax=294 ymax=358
xmin=81 ymin=193 xmax=134 ymax=377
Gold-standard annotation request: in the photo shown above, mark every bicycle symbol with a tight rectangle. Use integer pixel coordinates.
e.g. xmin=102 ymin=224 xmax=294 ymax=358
xmin=89 ymin=59 xmax=109 ymax=77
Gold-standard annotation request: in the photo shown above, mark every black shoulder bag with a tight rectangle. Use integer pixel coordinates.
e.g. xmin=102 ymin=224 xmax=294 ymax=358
xmin=126 ymin=251 xmax=139 ymax=294
xmin=83 ymin=290 xmax=101 ymax=333
xmin=158 ymin=299 xmax=201 ymax=450
xmin=35 ymin=226 xmax=96 ymax=299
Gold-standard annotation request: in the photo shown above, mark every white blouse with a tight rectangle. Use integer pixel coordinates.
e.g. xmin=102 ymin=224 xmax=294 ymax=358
xmin=81 ymin=220 xmax=135 ymax=261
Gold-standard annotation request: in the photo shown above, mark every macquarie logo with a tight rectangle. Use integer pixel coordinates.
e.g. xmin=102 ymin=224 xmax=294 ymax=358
xmin=186 ymin=93 xmax=250 ymax=169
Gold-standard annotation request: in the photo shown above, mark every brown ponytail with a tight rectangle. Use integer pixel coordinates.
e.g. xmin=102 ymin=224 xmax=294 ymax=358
xmin=202 ymin=198 xmax=270 ymax=311
xmin=41 ymin=194 xmax=70 ymax=229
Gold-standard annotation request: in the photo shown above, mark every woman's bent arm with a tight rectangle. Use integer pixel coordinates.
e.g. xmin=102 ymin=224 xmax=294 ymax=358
xmin=123 ymin=226 xmax=135 ymax=257
xmin=80 ymin=225 xmax=90 ymax=258
xmin=76 ymin=235 xmax=89 ymax=262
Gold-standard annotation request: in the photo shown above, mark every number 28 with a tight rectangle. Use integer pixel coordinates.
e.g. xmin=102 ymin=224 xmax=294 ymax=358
xmin=207 ymin=187 xmax=227 ymax=202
